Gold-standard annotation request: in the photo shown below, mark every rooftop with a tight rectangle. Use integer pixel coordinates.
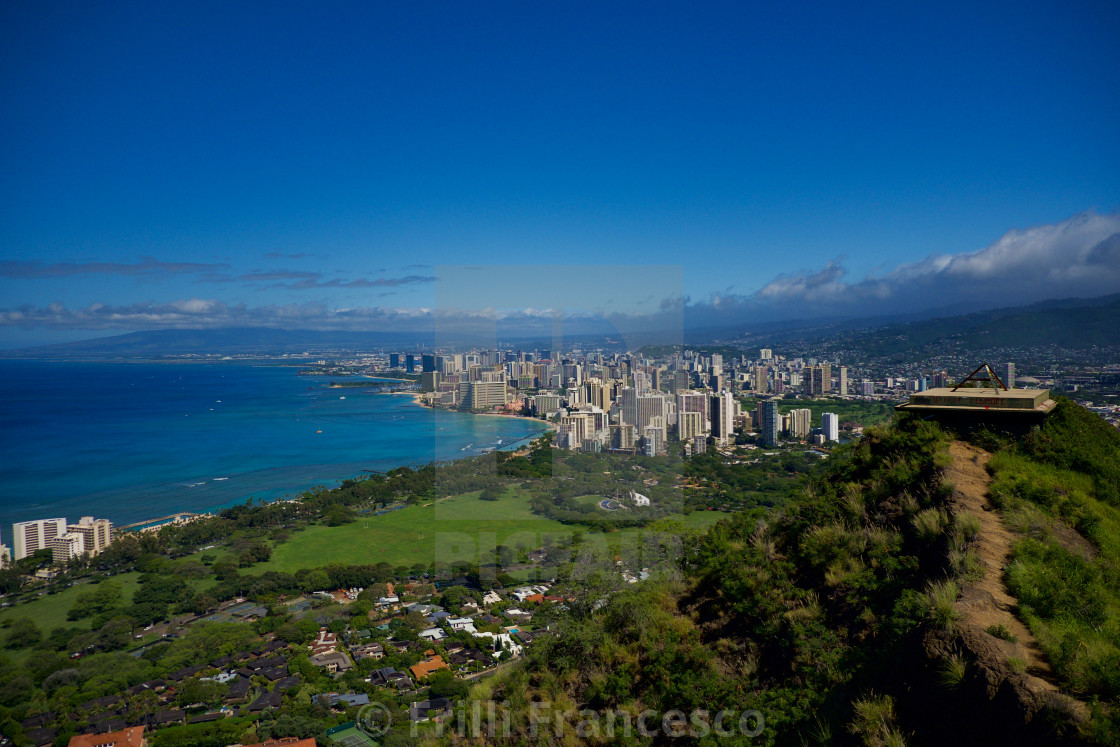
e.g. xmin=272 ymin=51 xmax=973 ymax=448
xmin=897 ymin=387 xmax=1054 ymax=413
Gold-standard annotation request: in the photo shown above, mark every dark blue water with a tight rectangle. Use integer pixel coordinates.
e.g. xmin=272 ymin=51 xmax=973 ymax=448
xmin=0 ymin=360 xmax=548 ymax=531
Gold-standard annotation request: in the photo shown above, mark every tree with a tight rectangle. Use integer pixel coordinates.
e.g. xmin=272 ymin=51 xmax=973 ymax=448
xmin=402 ymin=611 xmax=428 ymax=632
xmin=176 ymin=679 xmax=227 ymax=709
xmin=68 ymin=581 xmax=123 ymax=621
xmin=211 ymin=560 xmax=239 ymax=580
xmin=427 ymin=669 xmax=469 ymax=699
xmin=4 ymin=617 xmax=41 ymax=649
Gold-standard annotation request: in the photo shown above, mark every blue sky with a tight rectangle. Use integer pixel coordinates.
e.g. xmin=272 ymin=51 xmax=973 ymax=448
xmin=2 ymin=1 xmax=1119 ymax=346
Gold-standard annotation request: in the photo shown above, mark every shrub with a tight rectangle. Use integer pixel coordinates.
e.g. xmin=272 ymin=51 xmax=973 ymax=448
xmin=953 ymin=512 xmax=980 ymax=542
xmin=1007 ymin=656 xmax=1028 ymax=674
xmin=938 ymin=654 xmax=966 ymax=689
xmin=849 ymin=693 xmax=906 ymax=746
xmin=926 ymin=579 xmax=959 ymax=631
xmin=986 ymin=623 xmax=1017 ymax=643
xmin=913 ymin=508 xmax=948 ymax=543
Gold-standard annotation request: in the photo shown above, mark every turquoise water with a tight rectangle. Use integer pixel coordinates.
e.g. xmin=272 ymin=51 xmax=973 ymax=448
xmin=0 ymin=360 xmax=548 ymax=531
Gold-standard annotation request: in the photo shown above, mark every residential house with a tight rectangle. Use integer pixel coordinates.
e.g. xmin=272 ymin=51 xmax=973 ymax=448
xmin=309 ymin=651 xmax=353 ymax=674
xmin=408 ymin=697 xmax=451 ymax=723
xmin=350 ymin=641 xmax=384 ymax=660
xmin=368 ymin=666 xmax=413 ymax=692
xmin=409 ymin=655 xmax=450 ymax=682
xmin=308 ymin=628 xmax=338 ymax=656
xmin=248 ymin=691 xmax=284 ymax=712
xmin=418 ymin=627 xmax=446 ymax=641
xmin=67 ymin=726 xmax=147 ymax=747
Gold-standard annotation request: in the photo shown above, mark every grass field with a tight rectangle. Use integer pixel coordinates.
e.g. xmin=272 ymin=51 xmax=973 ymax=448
xmin=0 ymin=556 xmax=222 ymax=659
xmin=0 ymin=571 xmax=145 ymax=662
xmin=261 ymin=488 xmax=577 ymax=571
xmin=260 ymin=489 xmax=731 ymax=572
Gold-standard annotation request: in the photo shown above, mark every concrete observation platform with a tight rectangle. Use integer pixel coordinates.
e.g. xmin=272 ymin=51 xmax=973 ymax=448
xmin=896 ymin=387 xmax=1055 ymax=433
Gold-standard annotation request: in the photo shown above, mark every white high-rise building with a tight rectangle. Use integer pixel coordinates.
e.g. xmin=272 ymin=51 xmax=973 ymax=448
xmin=643 ymin=422 xmax=666 ymax=456
xmin=52 ymin=532 xmax=85 ymax=565
xmin=68 ymin=517 xmax=113 ymax=556
xmin=1004 ymin=362 xmax=1015 ymax=389
xmin=12 ymin=517 xmax=67 ymax=561
xmin=788 ymin=408 xmax=812 ymax=438
xmin=760 ymin=348 xmax=772 ymax=360
xmin=838 ymin=366 xmax=848 ymax=396
xmin=822 ymin=412 xmax=839 ymax=442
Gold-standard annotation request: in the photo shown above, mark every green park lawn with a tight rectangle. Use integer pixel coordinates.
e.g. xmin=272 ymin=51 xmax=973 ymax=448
xmin=261 ymin=487 xmax=576 ymax=571
xmin=0 ymin=572 xmax=142 ymax=641
xmin=259 ymin=488 xmax=731 ymax=572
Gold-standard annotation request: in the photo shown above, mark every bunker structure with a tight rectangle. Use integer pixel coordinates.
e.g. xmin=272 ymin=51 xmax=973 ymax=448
xmin=896 ymin=363 xmax=1055 ymax=434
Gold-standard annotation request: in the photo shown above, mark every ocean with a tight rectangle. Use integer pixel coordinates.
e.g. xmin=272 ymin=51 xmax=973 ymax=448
xmin=0 ymin=360 xmax=548 ymax=532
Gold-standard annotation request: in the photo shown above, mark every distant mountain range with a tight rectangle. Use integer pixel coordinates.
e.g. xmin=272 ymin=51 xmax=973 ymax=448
xmin=790 ymin=293 xmax=1120 ymax=358
xmin=0 ymin=327 xmax=436 ymax=358
xmin=3 ymin=293 xmax=1117 ymax=358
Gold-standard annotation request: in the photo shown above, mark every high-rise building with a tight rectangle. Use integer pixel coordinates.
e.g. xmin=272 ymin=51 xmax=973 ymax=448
xmin=532 ymin=394 xmax=563 ymax=415
xmin=52 ymin=532 xmax=85 ymax=565
xmin=406 ymin=354 xmax=416 ymax=373
xmin=760 ymin=348 xmax=772 ymax=360
xmin=805 ymin=363 xmax=832 ymax=396
xmin=788 ymin=408 xmax=812 ymax=438
xmin=760 ymin=400 xmax=780 ymax=447
xmin=68 ymin=517 xmax=112 ymax=556
xmin=389 ymin=353 xmax=401 ymax=369
xmin=458 ymin=379 xmax=508 ymax=410
xmin=420 ymin=371 xmax=442 ymax=392
xmin=753 ymin=366 xmax=769 ymax=394
xmin=1004 ymin=362 xmax=1015 ymax=389
xmin=610 ymin=424 xmax=637 ymax=450
xmin=677 ymin=392 xmax=710 ymax=430
xmin=822 ymin=412 xmax=839 ymax=442
xmin=838 ymin=366 xmax=848 ymax=396
xmin=861 ymin=380 xmax=875 ymax=396
xmin=12 ymin=518 xmax=67 ymax=560
xmin=711 ymin=391 xmax=735 ymax=446
xmin=678 ymin=411 xmax=704 ymax=442
xmin=643 ymin=424 xmax=666 ymax=456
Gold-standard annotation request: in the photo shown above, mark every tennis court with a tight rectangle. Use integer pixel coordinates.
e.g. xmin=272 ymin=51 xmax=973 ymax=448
xmin=328 ymin=725 xmax=377 ymax=746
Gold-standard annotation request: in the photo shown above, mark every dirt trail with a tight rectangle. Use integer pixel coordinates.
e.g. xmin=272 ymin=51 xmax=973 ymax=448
xmin=944 ymin=440 xmax=1061 ymax=688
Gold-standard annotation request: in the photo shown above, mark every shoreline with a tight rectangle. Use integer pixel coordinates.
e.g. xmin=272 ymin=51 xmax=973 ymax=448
xmin=138 ymin=395 xmax=552 ymax=529
xmin=407 ymin=391 xmax=558 ymax=430
xmin=1 ymin=366 xmax=550 ymax=532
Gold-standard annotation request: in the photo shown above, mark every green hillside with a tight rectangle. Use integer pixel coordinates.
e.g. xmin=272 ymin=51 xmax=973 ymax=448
xmin=468 ymin=403 xmax=1120 ymax=745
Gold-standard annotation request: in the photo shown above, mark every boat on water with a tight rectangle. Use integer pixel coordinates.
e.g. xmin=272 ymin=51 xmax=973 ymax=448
xmin=461 ymin=443 xmax=473 ymax=450
xmin=339 ymin=396 xmax=346 ymax=400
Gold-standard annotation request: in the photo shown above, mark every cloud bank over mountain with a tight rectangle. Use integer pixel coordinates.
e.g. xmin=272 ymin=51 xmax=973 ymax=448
xmin=685 ymin=210 xmax=1120 ymax=328
xmin=2 ymin=211 xmax=1118 ymax=343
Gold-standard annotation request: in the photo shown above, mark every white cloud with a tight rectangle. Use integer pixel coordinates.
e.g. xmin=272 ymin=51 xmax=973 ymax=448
xmin=704 ymin=210 xmax=1120 ymax=321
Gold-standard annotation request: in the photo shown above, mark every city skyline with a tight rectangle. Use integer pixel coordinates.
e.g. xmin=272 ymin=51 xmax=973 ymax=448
xmin=2 ymin=2 xmax=1119 ymax=348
